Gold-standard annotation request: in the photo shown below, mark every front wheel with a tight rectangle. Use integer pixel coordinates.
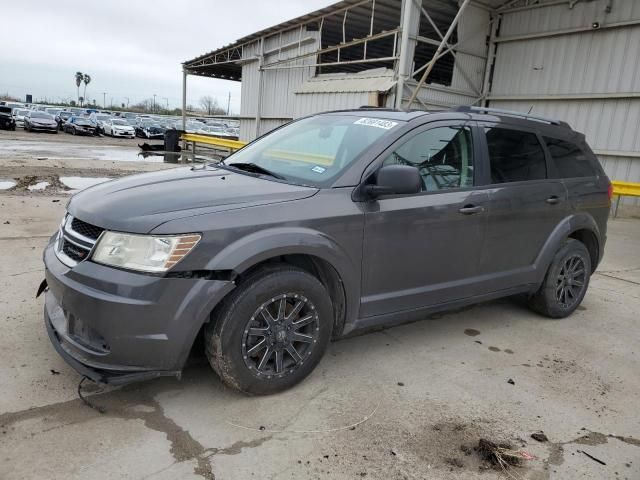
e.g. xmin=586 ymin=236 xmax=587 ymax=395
xmin=204 ymin=266 xmax=333 ymax=395
xmin=528 ymin=239 xmax=591 ymax=318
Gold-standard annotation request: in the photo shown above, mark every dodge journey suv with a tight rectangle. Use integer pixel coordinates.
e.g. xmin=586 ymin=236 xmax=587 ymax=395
xmin=41 ymin=106 xmax=610 ymax=394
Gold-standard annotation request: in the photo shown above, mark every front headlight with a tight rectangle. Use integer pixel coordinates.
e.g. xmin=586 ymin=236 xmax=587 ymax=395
xmin=92 ymin=232 xmax=201 ymax=273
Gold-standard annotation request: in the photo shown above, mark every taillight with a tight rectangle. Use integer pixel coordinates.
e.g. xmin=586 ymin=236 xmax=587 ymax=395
xmin=607 ymin=183 xmax=613 ymax=201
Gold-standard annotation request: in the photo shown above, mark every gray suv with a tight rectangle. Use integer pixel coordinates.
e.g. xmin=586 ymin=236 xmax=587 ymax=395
xmin=41 ymin=106 xmax=611 ymax=394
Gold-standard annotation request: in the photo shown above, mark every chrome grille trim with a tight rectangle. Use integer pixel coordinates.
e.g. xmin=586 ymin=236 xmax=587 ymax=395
xmin=54 ymin=214 xmax=101 ymax=267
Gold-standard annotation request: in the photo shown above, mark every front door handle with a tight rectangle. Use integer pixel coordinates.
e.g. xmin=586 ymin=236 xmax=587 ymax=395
xmin=546 ymin=195 xmax=560 ymax=205
xmin=458 ymin=205 xmax=484 ymax=215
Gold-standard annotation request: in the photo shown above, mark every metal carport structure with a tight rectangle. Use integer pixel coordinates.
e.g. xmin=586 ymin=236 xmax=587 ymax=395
xmin=183 ymin=0 xmax=640 ymax=205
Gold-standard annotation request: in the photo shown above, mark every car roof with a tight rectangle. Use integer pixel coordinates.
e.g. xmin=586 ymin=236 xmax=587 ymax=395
xmin=321 ymin=108 xmax=430 ymax=121
xmin=317 ymin=106 xmax=578 ymax=138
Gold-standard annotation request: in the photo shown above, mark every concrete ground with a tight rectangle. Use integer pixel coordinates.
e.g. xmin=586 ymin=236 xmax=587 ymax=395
xmin=0 ymin=132 xmax=638 ymax=480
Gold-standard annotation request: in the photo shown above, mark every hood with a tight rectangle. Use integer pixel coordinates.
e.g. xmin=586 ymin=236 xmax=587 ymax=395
xmin=32 ymin=118 xmax=55 ymax=124
xmin=67 ymin=166 xmax=318 ymax=233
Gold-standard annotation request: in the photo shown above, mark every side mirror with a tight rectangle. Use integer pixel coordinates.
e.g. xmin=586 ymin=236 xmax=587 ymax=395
xmin=365 ymin=165 xmax=422 ymax=199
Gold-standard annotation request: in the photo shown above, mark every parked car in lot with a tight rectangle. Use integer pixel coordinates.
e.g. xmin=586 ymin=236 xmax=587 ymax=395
xmin=197 ymin=125 xmax=226 ymax=136
xmin=64 ymin=116 xmax=96 ymax=136
xmin=55 ymin=111 xmax=73 ymax=130
xmin=40 ymin=107 xmax=611 ymax=394
xmin=103 ymin=118 xmax=135 ymax=138
xmin=135 ymin=121 xmax=165 ymax=139
xmin=0 ymin=106 xmax=16 ymax=130
xmin=90 ymin=113 xmax=111 ymax=135
xmin=45 ymin=108 xmax=63 ymax=118
xmin=24 ymin=111 xmax=57 ymax=132
xmin=12 ymin=108 xmax=30 ymax=128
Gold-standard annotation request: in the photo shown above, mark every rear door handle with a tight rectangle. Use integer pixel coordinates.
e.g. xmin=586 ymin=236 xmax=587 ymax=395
xmin=458 ymin=205 xmax=484 ymax=215
xmin=546 ymin=195 xmax=560 ymax=205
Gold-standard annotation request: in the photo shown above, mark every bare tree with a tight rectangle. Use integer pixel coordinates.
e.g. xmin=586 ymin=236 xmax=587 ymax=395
xmin=199 ymin=96 xmax=226 ymax=115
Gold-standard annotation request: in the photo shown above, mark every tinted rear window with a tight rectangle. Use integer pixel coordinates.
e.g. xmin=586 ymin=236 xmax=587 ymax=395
xmin=485 ymin=127 xmax=547 ymax=183
xmin=544 ymin=137 xmax=598 ymax=178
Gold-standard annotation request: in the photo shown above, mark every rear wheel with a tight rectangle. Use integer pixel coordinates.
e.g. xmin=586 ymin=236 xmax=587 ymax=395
xmin=528 ymin=239 xmax=591 ymax=318
xmin=204 ymin=266 xmax=333 ymax=395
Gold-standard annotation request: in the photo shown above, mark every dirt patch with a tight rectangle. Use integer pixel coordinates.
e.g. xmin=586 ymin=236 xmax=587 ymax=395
xmin=477 ymin=438 xmax=524 ymax=469
xmin=464 ymin=329 xmax=481 ymax=336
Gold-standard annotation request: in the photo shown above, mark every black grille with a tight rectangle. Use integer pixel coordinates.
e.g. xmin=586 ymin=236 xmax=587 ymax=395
xmin=71 ymin=218 xmax=104 ymax=240
xmin=61 ymin=239 xmax=90 ymax=262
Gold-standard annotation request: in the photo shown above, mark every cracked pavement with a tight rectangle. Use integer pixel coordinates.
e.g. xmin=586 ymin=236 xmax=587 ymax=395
xmin=1 ymin=188 xmax=639 ymax=479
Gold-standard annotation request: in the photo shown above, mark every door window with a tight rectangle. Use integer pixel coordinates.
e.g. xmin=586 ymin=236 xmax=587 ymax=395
xmin=485 ymin=127 xmax=546 ymax=183
xmin=544 ymin=137 xmax=597 ymax=178
xmin=382 ymin=126 xmax=474 ymax=191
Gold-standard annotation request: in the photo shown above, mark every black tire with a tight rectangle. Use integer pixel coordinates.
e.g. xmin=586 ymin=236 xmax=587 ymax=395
xmin=528 ymin=238 xmax=591 ymax=318
xmin=204 ymin=266 xmax=333 ymax=395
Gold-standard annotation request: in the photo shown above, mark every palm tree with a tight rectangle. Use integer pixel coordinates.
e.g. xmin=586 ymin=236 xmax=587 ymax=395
xmin=83 ymin=74 xmax=91 ymax=105
xmin=75 ymin=72 xmax=83 ymax=104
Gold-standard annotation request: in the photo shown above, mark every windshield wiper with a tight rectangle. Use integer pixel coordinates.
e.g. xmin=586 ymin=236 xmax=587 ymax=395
xmin=227 ymin=162 xmax=286 ymax=180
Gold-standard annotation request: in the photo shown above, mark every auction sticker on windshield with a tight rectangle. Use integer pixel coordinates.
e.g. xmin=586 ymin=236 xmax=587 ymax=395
xmin=354 ymin=118 xmax=398 ymax=130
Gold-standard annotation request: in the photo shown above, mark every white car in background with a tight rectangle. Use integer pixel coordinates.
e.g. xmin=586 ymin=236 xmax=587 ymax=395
xmin=104 ymin=118 xmax=135 ymax=138
xmin=12 ymin=108 xmax=29 ymax=128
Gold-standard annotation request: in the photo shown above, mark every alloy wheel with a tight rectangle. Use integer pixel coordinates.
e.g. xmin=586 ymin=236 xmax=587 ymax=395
xmin=556 ymin=254 xmax=586 ymax=309
xmin=242 ymin=293 xmax=320 ymax=379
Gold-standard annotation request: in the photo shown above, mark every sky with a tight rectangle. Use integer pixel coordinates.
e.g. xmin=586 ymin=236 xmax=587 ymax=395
xmin=0 ymin=0 xmax=336 ymax=113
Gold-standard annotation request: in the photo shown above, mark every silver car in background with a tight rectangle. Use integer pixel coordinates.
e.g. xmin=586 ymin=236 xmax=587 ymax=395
xmin=12 ymin=108 xmax=29 ymax=128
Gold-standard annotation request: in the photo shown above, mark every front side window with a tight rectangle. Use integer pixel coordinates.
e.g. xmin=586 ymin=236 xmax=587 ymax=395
xmin=382 ymin=126 xmax=474 ymax=191
xmin=485 ymin=127 xmax=546 ymax=183
xmin=544 ymin=137 xmax=597 ymax=178
xmin=225 ymin=115 xmax=402 ymax=187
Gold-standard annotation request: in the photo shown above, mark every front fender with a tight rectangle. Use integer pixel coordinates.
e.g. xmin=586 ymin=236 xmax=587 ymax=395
xmin=533 ymin=212 xmax=602 ymax=286
xmin=204 ymin=227 xmax=360 ymax=332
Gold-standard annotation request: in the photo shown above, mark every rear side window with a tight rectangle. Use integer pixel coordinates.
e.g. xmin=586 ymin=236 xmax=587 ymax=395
xmin=485 ymin=127 xmax=546 ymax=183
xmin=544 ymin=137 xmax=597 ymax=178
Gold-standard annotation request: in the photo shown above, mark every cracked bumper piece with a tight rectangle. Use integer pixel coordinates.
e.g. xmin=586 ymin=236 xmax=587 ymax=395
xmin=43 ymin=240 xmax=234 ymax=385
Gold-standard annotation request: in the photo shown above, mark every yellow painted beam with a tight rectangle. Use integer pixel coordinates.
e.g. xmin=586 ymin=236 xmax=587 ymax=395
xmin=182 ymin=133 xmax=247 ymax=151
xmin=612 ymin=180 xmax=640 ymax=197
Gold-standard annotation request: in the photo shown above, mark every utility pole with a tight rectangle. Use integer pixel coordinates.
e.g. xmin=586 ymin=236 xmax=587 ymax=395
xmin=162 ymin=97 xmax=169 ymax=111
xmin=124 ymin=97 xmax=130 ymax=108
xmin=102 ymin=92 xmax=107 ymax=108
xmin=152 ymin=94 xmax=156 ymax=114
xmin=227 ymin=92 xmax=231 ymax=115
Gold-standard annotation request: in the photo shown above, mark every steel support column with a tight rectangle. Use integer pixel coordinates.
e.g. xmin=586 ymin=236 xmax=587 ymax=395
xmin=395 ymin=0 xmax=421 ymax=109
xmin=481 ymin=13 xmax=499 ymax=107
xmin=255 ymin=36 xmax=265 ymax=138
xmin=181 ymin=68 xmax=187 ymax=155
xmin=406 ymin=0 xmax=473 ymax=110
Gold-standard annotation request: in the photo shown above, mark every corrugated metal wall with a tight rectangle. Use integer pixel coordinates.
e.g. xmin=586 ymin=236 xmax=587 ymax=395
xmin=489 ymin=0 xmax=640 ymax=205
xmin=239 ymin=28 xmax=319 ymax=140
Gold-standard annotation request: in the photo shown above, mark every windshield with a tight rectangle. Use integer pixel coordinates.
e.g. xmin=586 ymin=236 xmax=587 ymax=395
xmin=31 ymin=112 xmax=53 ymax=119
xmin=75 ymin=118 xmax=92 ymax=126
xmin=17 ymin=109 xmax=29 ymax=115
xmin=112 ymin=119 xmax=127 ymax=125
xmin=97 ymin=115 xmax=110 ymax=120
xmin=224 ymin=114 xmax=402 ymax=187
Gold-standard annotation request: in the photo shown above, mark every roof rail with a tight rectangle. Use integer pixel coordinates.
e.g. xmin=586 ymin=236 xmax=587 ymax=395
xmin=453 ymin=106 xmax=570 ymax=128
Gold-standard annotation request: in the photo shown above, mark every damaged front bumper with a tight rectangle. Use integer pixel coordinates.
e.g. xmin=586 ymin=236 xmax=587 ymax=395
xmin=42 ymin=238 xmax=234 ymax=385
